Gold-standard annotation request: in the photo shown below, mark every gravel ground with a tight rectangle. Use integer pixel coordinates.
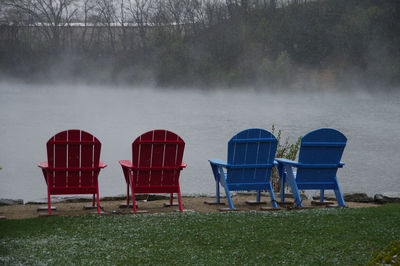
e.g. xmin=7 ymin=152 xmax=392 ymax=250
xmin=0 ymin=193 xmax=380 ymax=219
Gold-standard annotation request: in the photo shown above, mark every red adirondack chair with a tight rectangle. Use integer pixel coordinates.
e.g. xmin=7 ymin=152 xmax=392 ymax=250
xmin=119 ymin=130 xmax=186 ymax=212
xmin=38 ymin=129 xmax=107 ymax=214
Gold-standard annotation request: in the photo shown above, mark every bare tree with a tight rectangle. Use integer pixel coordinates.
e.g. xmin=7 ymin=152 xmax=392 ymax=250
xmin=125 ymin=0 xmax=153 ymax=48
xmin=181 ymin=0 xmax=203 ymax=36
xmin=77 ymin=0 xmax=97 ymax=51
xmin=150 ymin=0 xmax=168 ymax=27
xmin=118 ymin=0 xmax=128 ymax=50
xmin=202 ymin=0 xmax=228 ymax=26
xmin=4 ymin=0 xmax=78 ymax=51
xmin=165 ymin=0 xmax=185 ymax=33
xmin=94 ymin=0 xmax=117 ymax=51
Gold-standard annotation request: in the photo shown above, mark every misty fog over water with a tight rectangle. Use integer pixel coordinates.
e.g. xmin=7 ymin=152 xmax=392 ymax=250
xmin=0 ymin=82 xmax=399 ymax=202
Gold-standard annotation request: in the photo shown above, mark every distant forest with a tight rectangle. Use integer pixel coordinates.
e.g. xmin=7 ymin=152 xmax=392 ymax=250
xmin=1 ymin=0 xmax=399 ymax=89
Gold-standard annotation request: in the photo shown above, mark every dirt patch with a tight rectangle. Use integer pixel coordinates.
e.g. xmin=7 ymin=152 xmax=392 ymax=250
xmin=0 ymin=194 xmax=381 ymax=219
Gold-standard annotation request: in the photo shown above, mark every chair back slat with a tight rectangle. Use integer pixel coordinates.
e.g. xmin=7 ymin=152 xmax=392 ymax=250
xmin=81 ymin=131 xmax=100 ymax=188
xmin=132 ymin=130 xmax=185 ymax=189
xmin=148 ymin=130 xmax=164 ymax=186
xmin=296 ymin=128 xmax=347 ymax=183
xmin=134 ymin=131 xmax=152 ymax=187
xmin=227 ymin=128 xmax=277 ymax=186
xmin=67 ymin=130 xmax=80 ymax=188
xmin=53 ymin=131 xmax=67 ymax=188
xmin=163 ymin=131 xmax=181 ymax=186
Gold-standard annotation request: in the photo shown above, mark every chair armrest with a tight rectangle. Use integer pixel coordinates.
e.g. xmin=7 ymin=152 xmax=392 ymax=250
xmin=38 ymin=161 xmax=48 ymax=169
xmin=208 ymin=158 xmax=228 ymax=167
xmin=99 ymin=161 xmax=107 ymax=168
xmin=119 ymin=160 xmax=133 ymax=168
xmin=181 ymin=162 xmax=187 ymax=168
xmin=275 ymin=158 xmax=300 ymax=167
xmin=276 ymin=158 xmax=344 ymax=168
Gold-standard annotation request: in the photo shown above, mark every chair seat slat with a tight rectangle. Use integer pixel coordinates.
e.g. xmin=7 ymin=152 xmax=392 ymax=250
xmin=299 ymin=163 xmax=342 ymax=169
xmin=231 ymin=138 xmax=276 ymax=143
xmin=131 ymin=166 xmax=183 ymax=170
xmin=50 ymin=140 xmax=100 ymax=145
xmin=302 ymin=142 xmax=346 ymax=147
xmin=48 ymin=167 xmax=100 ymax=171
xmin=136 ymin=140 xmax=183 ymax=144
xmin=227 ymin=164 xmax=274 ymax=169
xmin=50 ymin=185 xmax=97 ymax=188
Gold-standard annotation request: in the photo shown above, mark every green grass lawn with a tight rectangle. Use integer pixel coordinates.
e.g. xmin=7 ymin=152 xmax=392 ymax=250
xmin=1 ymin=204 xmax=400 ymax=265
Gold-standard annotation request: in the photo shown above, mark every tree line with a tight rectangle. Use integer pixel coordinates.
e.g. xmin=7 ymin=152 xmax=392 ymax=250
xmin=1 ymin=0 xmax=399 ymax=88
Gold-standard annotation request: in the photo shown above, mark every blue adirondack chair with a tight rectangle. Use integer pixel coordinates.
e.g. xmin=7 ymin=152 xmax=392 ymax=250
xmin=209 ymin=128 xmax=279 ymax=209
xmin=275 ymin=128 xmax=347 ymax=207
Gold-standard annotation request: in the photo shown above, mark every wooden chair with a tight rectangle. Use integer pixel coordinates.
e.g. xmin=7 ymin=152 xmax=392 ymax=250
xmin=276 ymin=128 xmax=347 ymax=207
xmin=38 ymin=129 xmax=107 ymax=214
xmin=119 ymin=130 xmax=186 ymax=212
xmin=208 ymin=128 xmax=279 ymax=210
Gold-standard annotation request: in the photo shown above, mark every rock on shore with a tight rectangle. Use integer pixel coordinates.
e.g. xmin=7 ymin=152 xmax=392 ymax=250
xmin=374 ymin=192 xmax=400 ymax=203
xmin=313 ymin=192 xmax=374 ymax=203
xmin=312 ymin=192 xmax=400 ymax=204
xmin=0 ymin=199 xmax=24 ymax=206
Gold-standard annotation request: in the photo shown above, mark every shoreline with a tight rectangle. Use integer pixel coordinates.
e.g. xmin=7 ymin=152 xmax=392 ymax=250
xmin=2 ymin=191 xmax=399 ymax=206
xmin=0 ymin=193 xmax=385 ymax=220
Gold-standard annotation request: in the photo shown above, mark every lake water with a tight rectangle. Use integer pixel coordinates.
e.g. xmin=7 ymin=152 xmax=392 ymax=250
xmin=0 ymin=82 xmax=399 ymax=202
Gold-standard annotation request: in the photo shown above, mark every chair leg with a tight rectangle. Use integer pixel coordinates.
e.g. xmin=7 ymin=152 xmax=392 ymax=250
xmin=334 ymin=189 xmax=345 ymax=207
xmin=256 ymin=191 xmax=261 ymax=202
xmin=47 ymin=173 xmax=52 ymax=215
xmin=96 ymin=185 xmax=101 ymax=214
xmin=177 ymin=186 xmax=183 ymax=212
xmin=130 ymin=183 xmax=137 ymax=213
xmin=216 ymin=179 xmax=221 ymax=204
xmin=128 ymin=172 xmax=138 ymax=213
xmin=170 ymin=193 xmax=174 ymax=206
xmin=47 ymin=187 xmax=52 ymax=215
xmin=221 ymin=184 xmax=234 ymax=209
xmin=226 ymin=191 xmax=234 ymax=209
xmin=126 ymin=183 xmax=130 ymax=206
xmin=216 ymin=165 xmax=234 ymax=209
xmin=123 ymin=167 xmax=131 ymax=207
xmin=210 ymin=163 xmax=221 ymax=203
xmin=333 ymin=177 xmax=345 ymax=207
xmin=284 ymin=165 xmax=303 ymax=207
xmin=268 ymin=184 xmax=278 ymax=208
xmin=92 ymin=194 xmax=95 ymax=207
xmin=320 ymin=189 xmax=324 ymax=202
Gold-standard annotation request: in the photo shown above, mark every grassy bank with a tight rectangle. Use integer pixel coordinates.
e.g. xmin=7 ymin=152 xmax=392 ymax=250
xmin=1 ymin=204 xmax=399 ymax=265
